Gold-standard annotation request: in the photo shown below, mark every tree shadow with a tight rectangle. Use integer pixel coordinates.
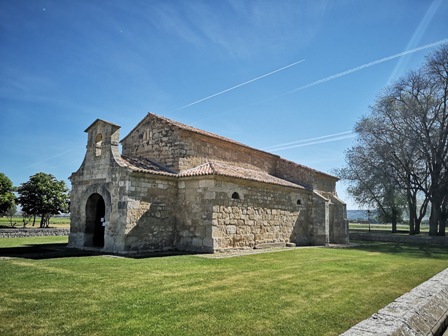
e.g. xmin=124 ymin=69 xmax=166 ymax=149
xmin=0 ymin=243 xmax=206 ymax=260
xmin=0 ymin=243 xmax=101 ymax=260
xmin=350 ymin=241 xmax=448 ymax=259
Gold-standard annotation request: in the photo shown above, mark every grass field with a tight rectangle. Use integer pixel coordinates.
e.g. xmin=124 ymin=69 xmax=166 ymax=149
xmin=349 ymin=222 xmax=429 ymax=233
xmin=0 ymin=216 xmax=70 ymax=228
xmin=1 ymin=238 xmax=447 ymax=336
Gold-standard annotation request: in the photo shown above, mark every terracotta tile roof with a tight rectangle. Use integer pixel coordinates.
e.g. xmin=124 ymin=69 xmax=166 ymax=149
xmin=117 ymin=155 xmax=306 ymax=189
xmin=178 ymin=161 xmax=306 ymax=189
xmin=118 ymin=155 xmax=177 ymax=176
xmin=119 ymin=113 xmax=338 ymax=181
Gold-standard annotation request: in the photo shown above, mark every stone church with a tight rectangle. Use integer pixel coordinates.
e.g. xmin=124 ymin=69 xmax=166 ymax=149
xmin=69 ymin=113 xmax=348 ymax=253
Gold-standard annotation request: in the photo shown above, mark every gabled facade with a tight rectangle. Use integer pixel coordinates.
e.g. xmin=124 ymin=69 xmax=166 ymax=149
xmin=69 ymin=113 xmax=348 ymax=254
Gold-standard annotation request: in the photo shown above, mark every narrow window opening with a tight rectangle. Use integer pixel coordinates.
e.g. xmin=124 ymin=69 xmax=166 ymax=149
xmin=95 ymin=134 xmax=103 ymax=157
xmin=231 ymin=192 xmax=240 ymax=200
xmin=297 ymin=199 xmax=302 ymax=205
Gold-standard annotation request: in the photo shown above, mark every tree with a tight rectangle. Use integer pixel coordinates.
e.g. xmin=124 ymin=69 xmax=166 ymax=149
xmin=334 ymin=145 xmax=406 ymax=233
xmin=0 ymin=172 xmax=16 ymax=216
xmin=424 ymin=45 xmax=448 ymax=235
xmin=5 ymin=204 xmax=17 ymax=227
xmin=17 ymin=172 xmax=69 ymax=228
xmin=338 ymin=44 xmax=447 ymax=236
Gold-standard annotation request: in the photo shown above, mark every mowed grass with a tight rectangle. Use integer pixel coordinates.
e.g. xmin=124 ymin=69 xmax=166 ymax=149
xmin=0 ymin=216 xmax=70 ymax=228
xmin=1 ymin=239 xmax=448 ymax=336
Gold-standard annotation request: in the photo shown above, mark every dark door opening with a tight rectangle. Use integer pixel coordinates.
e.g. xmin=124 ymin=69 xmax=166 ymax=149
xmin=93 ymin=197 xmax=105 ymax=247
xmin=85 ymin=193 xmax=106 ymax=248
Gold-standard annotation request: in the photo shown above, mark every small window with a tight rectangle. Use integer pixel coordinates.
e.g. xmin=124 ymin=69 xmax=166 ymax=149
xmin=231 ymin=192 xmax=240 ymax=200
xmin=95 ymin=134 xmax=103 ymax=157
xmin=297 ymin=199 xmax=302 ymax=205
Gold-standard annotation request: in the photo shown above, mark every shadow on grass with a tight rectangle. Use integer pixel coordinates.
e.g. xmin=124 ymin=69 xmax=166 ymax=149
xmin=0 ymin=243 xmax=206 ymax=260
xmin=351 ymin=241 xmax=448 ymax=259
xmin=0 ymin=243 xmax=102 ymax=260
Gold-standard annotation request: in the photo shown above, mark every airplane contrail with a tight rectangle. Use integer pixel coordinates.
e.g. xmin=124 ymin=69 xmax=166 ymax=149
xmin=283 ymin=38 xmax=448 ymax=95
xmin=263 ymin=130 xmax=354 ymax=150
xmin=267 ymin=132 xmax=356 ymax=152
xmin=387 ymin=0 xmax=442 ymax=83
xmin=170 ymin=59 xmax=306 ymax=112
xmin=26 ymin=148 xmax=78 ymax=168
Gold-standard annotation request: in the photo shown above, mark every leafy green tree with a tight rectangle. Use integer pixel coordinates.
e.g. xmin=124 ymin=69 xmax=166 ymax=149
xmin=5 ymin=203 xmax=17 ymax=227
xmin=0 ymin=172 xmax=16 ymax=216
xmin=17 ymin=172 xmax=69 ymax=228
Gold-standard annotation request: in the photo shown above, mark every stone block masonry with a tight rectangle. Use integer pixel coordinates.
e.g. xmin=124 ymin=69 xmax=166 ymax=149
xmin=0 ymin=228 xmax=70 ymax=238
xmin=341 ymin=268 xmax=448 ymax=335
xmin=69 ymin=114 xmax=348 ymax=254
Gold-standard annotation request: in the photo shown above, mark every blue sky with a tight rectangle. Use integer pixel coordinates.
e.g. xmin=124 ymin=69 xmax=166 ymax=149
xmin=1 ymin=0 xmax=447 ymax=209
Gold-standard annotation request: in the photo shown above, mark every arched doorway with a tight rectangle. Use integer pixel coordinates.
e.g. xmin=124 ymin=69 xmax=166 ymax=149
xmin=85 ymin=193 xmax=106 ymax=248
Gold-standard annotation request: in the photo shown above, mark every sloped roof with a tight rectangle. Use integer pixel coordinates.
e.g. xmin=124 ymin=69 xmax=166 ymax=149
xmin=84 ymin=119 xmax=120 ymax=133
xmin=117 ymin=155 xmax=177 ymax=176
xmin=119 ymin=113 xmax=338 ymax=181
xmin=178 ymin=161 xmax=306 ymax=189
xmin=116 ymin=155 xmax=305 ymax=189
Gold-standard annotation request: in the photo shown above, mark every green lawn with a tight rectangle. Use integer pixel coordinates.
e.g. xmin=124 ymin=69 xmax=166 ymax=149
xmin=0 ymin=216 xmax=70 ymax=228
xmin=1 ymin=238 xmax=447 ymax=336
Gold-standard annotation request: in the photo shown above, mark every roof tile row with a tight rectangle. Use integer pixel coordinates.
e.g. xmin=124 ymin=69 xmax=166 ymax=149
xmin=119 ymin=156 xmax=305 ymax=189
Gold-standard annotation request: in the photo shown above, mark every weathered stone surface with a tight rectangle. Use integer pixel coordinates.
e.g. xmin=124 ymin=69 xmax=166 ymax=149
xmin=341 ymin=268 xmax=448 ymax=336
xmin=69 ymin=114 xmax=348 ymax=254
xmin=0 ymin=228 xmax=69 ymax=238
xmin=254 ymin=242 xmax=286 ymax=249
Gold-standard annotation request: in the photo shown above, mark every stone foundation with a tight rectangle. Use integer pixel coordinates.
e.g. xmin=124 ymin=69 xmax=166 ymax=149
xmin=0 ymin=228 xmax=69 ymax=238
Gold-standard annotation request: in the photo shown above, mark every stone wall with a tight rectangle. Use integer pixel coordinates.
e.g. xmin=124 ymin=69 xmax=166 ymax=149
xmin=330 ymin=196 xmax=349 ymax=244
xmin=341 ymin=268 xmax=448 ymax=335
xmin=121 ymin=113 xmax=278 ymax=173
xmin=309 ymin=192 xmax=329 ymax=245
xmin=350 ymin=232 xmax=448 ymax=246
xmin=70 ymin=115 xmax=349 ymax=254
xmin=275 ymin=158 xmax=338 ymax=193
xmin=176 ymin=177 xmax=215 ymax=252
xmin=0 ymin=228 xmax=69 ymax=238
xmin=178 ymin=131 xmax=278 ymax=173
xmin=176 ymin=175 xmax=311 ymax=252
xmin=124 ymin=173 xmax=178 ymax=251
xmin=69 ymin=120 xmax=130 ymax=252
xmin=121 ymin=115 xmax=184 ymax=171
xmin=120 ymin=114 xmax=341 ymax=197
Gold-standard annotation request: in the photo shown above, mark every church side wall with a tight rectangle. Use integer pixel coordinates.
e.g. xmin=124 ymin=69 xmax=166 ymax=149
xmin=123 ymin=174 xmax=177 ymax=252
xmin=211 ymin=179 xmax=311 ymax=250
xmin=176 ymin=176 xmax=312 ymax=252
xmin=177 ymin=131 xmax=278 ymax=173
xmin=313 ymin=174 xmax=338 ymax=194
xmin=276 ymin=158 xmax=337 ymax=193
xmin=275 ymin=158 xmax=315 ymax=188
